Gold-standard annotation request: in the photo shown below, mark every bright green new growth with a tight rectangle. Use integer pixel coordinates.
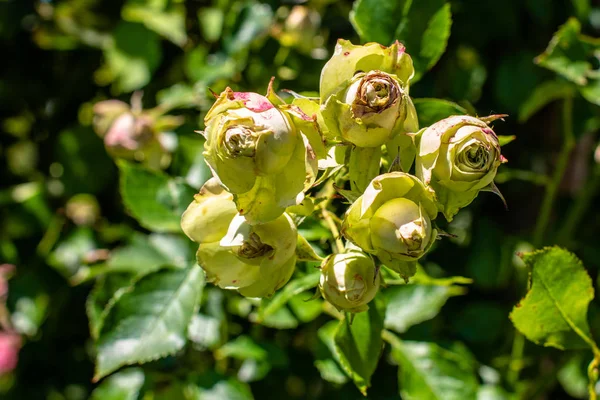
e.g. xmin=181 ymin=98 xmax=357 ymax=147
xmin=342 ymin=172 xmax=438 ymax=279
xmin=319 ymin=250 xmax=380 ymax=313
xmin=416 ymin=115 xmax=506 ymax=221
xmin=181 ymin=178 xmax=298 ymax=298
xmin=203 ymin=87 xmax=316 ymax=224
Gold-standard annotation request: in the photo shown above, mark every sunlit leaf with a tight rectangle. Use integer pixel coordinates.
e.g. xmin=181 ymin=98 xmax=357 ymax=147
xmin=384 ymin=283 xmax=465 ymax=333
xmin=510 ymin=247 xmax=596 ymax=350
xmin=333 ymin=296 xmax=386 ymax=395
xmin=95 ymin=265 xmax=204 ymax=379
xmin=118 ymin=161 xmax=196 ymax=233
xmin=90 ymin=368 xmax=144 ymax=400
xmin=388 ymin=333 xmax=480 ymax=400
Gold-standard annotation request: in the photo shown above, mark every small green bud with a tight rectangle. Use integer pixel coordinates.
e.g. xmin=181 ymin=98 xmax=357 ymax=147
xmin=319 ymin=250 xmax=380 ymax=313
xmin=416 ymin=115 xmax=506 ymax=221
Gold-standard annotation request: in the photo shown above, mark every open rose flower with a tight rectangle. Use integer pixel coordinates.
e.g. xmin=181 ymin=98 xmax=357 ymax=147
xmin=416 ymin=115 xmax=507 ymax=221
xmin=203 ymin=88 xmax=317 ymax=224
xmin=181 ymin=178 xmax=298 ymax=298
xmin=342 ymin=172 xmax=438 ymax=279
xmin=319 ymin=250 xmax=380 ymax=313
xmin=319 ymin=40 xmax=418 ymax=148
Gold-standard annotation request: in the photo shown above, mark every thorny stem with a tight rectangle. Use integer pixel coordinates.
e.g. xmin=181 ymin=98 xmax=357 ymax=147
xmin=533 ymin=96 xmax=575 ymax=247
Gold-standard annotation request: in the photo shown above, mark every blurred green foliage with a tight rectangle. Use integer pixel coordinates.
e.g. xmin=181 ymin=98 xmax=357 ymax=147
xmin=1 ymin=0 xmax=600 ymax=399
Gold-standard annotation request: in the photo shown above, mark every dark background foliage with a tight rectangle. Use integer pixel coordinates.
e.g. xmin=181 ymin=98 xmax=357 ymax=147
xmin=1 ymin=0 xmax=599 ymax=399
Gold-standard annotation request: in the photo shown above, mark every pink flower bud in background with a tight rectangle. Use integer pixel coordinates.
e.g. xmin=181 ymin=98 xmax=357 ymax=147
xmin=0 ymin=333 xmax=21 ymax=375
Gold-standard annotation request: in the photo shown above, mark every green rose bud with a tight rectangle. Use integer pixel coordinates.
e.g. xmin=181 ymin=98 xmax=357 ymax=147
xmin=181 ymin=179 xmax=298 ymax=297
xmin=341 ymin=172 xmax=438 ymax=278
xmin=416 ymin=115 xmax=507 ymax=221
xmin=319 ymin=250 xmax=380 ymax=313
xmin=320 ymin=40 xmax=418 ymax=148
xmin=203 ymin=88 xmax=316 ymax=224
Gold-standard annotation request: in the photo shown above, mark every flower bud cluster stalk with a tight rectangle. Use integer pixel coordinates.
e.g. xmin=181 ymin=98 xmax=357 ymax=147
xmin=180 ymin=39 xmax=508 ymax=312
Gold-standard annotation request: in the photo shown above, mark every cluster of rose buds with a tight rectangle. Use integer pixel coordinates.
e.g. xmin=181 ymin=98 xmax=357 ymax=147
xmin=181 ymin=40 xmax=507 ymax=313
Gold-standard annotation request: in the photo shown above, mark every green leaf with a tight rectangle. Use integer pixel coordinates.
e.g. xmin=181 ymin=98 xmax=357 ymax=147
xmin=384 ymin=284 xmax=465 ymax=333
xmin=94 ymin=265 xmax=204 ymax=380
xmin=87 ymin=274 xmax=135 ymax=339
xmin=122 ymin=0 xmax=187 ymax=47
xmin=497 ymin=135 xmax=516 ymax=146
xmin=477 ymin=384 xmax=514 ymax=400
xmin=257 ymin=272 xmax=320 ymax=322
xmin=333 ymin=296 xmax=386 ymax=395
xmin=572 ymin=0 xmax=591 ymax=21
xmin=188 ymin=374 xmax=254 ymax=400
xmin=102 ymin=22 xmax=162 ymax=93
xmin=536 ymin=18 xmax=594 ymax=85
xmin=397 ymin=1 xmax=452 ymax=82
xmin=90 ymin=368 xmax=144 ymax=400
xmin=188 ymin=313 xmax=223 ymax=350
xmin=315 ymin=321 xmax=349 ymax=385
xmin=413 ymin=98 xmax=467 ymax=127
xmin=518 ymin=81 xmax=576 ymax=122
xmin=256 ymin=306 xmax=298 ymax=330
xmin=216 ymin=335 xmax=268 ymax=361
xmin=350 ymin=0 xmax=452 ymax=82
xmin=350 ymin=0 xmax=408 ymax=45
xmin=198 ymin=8 xmax=224 ymax=43
xmin=535 ymin=18 xmax=600 ymax=105
xmin=118 ymin=161 xmax=196 ymax=233
xmin=170 ymin=134 xmax=212 ymax=189
xmin=557 ymin=353 xmax=591 ymax=399
xmin=47 ymin=227 xmax=97 ymax=278
xmin=224 ymin=3 xmax=272 ymax=55
xmin=314 ymin=359 xmax=349 ymax=385
xmin=288 ymin=293 xmax=323 ymax=323
xmin=388 ymin=334 xmax=480 ymax=400
xmin=295 ymin=235 xmax=323 ymax=262
xmin=55 ymin=127 xmax=115 ymax=195
xmin=510 ymin=247 xmax=597 ymax=350
xmin=74 ymin=233 xmax=196 ymax=284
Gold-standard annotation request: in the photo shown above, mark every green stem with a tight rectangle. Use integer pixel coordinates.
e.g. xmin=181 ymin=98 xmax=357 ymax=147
xmin=507 ymin=331 xmax=525 ymax=388
xmin=589 ymin=357 xmax=599 ymax=400
xmin=322 ymin=209 xmax=344 ymax=254
xmin=556 ymin=163 xmax=600 ymax=245
xmin=533 ymin=96 xmax=575 ymax=248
